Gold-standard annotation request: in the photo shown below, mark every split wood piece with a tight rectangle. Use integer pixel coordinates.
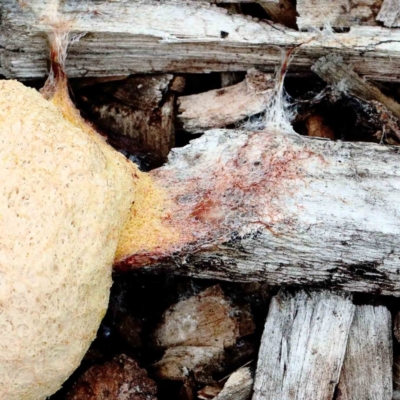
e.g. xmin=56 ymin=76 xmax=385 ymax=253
xmin=377 ymin=0 xmax=400 ymax=27
xmin=213 ymin=366 xmax=253 ymax=400
xmin=5 ymin=2 xmax=400 ymax=82
xmin=297 ymin=0 xmax=382 ymax=30
xmin=79 ymin=74 xmax=178 ymax=164
xmin=312 ymin=54 xmax=400 ymax=120
xmin=252 ymin=290 xmax=355 ymax=400
xmin=258 ymin=0 xmax=297 ymax=29
xmin=66 ymin=354 xmax=157 ymax=400
xmin=152 ymin=286 xmax=255 ymax=382
xmin=117 ymin=127 xmax=400 ymax=297
xmin=394 ymin=351 xmax=400 ymax=400
xmin=336 ymin=305 xmax=392 ymax=400
xmin=178 ymin=69 xmax=273 ymax=133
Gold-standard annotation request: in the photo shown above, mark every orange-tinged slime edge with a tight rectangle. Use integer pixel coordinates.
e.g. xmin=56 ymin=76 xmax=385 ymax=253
xmin=45 ymin=61 xmax=184 ymax=266
xmin=115 ymin=172 xmax=181 ymax=264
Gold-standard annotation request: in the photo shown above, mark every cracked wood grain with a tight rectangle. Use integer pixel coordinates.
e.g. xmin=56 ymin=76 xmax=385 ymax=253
xmin=3 ymin=1 xmax=400 ymax=81
xmin=252 ymin=290 xmax=355 ymax=400
xmin=336 ymin=305 xmax=392 ymax=400
xmin=120 ymin=128 xmax=400 ymax=297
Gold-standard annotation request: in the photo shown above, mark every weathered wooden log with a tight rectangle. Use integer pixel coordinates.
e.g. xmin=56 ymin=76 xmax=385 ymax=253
xmin=117 ymin=127 xmax=400 ymax=296
xmin=252 ymin=290 xmax=355 ymax=400
xmin=336 ymin=305 xmax=392 ymax=400
xmin=4 ymin=1 xmax=400 ymax=81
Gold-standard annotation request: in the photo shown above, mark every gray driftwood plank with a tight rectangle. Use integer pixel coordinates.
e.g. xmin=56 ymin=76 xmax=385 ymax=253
xmin=336 ymin=305 xmax=392 ymax=400
xmin=252 ymin=290 xmax=355 ymax=400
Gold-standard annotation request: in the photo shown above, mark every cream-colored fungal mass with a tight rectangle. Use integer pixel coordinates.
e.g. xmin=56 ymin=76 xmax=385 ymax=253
xmin=0 ymin=80 xmax=136 ymax=400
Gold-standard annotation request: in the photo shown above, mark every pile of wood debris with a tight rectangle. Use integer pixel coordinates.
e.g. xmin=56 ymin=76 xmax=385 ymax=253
xmin=3 ymin=0 xmax=400 ymax=399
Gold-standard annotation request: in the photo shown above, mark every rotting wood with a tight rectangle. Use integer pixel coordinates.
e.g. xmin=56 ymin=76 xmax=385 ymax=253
xmin=377 ymin=0 xmax=400 ymax=27
xmin=297 ymin=0 xmax=382 ymax=30
xmin=258 ymin=0 xmax=297 ymax=29
xmin=4 ymin=1 xmax=400 ymax=81
xmin=153 ymin=285 xmax=254 ymax=350
xmin=178 ymin=69 xmax=273 ymax=133
xmin=152 ymin=286 xmax=255 ymax=383
xmin=336 ymin=305 xmax=392 ymax=400
xmin=252 ymin=290 xmax=355 ymax=400
xmin=78 ymin=74 xmax=177 ymax=164
xmin=117 ymin=127 xmax=400 ymax=297
xmin=312 ymin=54 xmax=400 ymax=120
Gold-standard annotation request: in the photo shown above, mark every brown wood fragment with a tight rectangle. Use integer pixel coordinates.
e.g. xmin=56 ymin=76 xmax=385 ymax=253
xmin=312 ymin=54 xmax=400 ymax=120
xmin=394 ymin=310 xmax=400 ymax=342
xmin=393 ymin=351 xmax=400 ymax=400
xmin=66 ymin=354 xmax=157 ymax=400
xmin=153 ymin=285 xmax=255 ymax=349
xmin=305 ymin=114 xmax=335 ymax=139
xmin=178 ymin=69 xmax=273 ymax=133
xmin=336 ymin=305 xmax=392 ymax=400
xmin=253 ymin=290 xmax=355 ymax=400
xmin=79 ymin=74 xmax=176 ymax=164
xmin=377 ymin=0 xmax=400 ymax=27
xmin=258 ymin=0 xmax=297 ymax=29
xmin=152 ymin=286 xmax=255 ymax=383
xmin=297 ymin=0 xmax=382 ymax=30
